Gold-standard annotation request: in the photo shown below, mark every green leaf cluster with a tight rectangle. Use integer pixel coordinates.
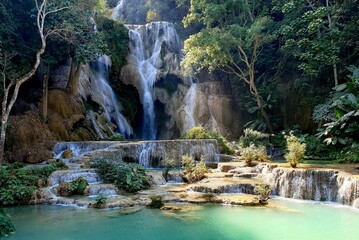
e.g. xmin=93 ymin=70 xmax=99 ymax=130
xmin=91 ymin=160 xmax=151 ymax=193
xmin=0 ymin=163 xmax=62 ymax=207
xmin=0 ymin=209 xmax=15 ymax=237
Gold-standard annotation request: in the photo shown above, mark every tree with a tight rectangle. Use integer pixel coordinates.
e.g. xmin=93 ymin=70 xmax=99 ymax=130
xmin=0 ymin=0 xmax=70 ymax=164
xmin=181 ymin=0 xmax=275 ymax=133
xmin=276 ymin=0 xmax=340 ymax=86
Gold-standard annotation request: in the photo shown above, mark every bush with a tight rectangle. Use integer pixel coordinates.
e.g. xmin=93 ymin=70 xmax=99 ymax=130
xmin=284 ymin=133 xmax=306 ymax=168
xmin=254 ymin=184 xmax=272 ymax=205
xmin=108 ymin=133 xmax=124 ymax=141
xmin=94 ymin=194 xmax=107 ymax=208
xmin=181 ymin=155 xmax=208 ymax=183
xmin=148 ymin=195 xmax=164 ymax=209
xmin=70 ymin=177 xmax=89 ymax=195
xmin=0 ymin=163 xmax=61 ymax=207
xmin=239 ymin=128 xmax=270 ymax=148
xmin=91 ymin=160 xmax=151 ymax=193
xmin=161 ymin=158 xmax=175 ymax=181
xmin=0 ymin=209 xmax=15 ymax=237
xmin=241 ymin=144 xmax=269 ymax=166
xmin=181 ymin=126 xmax=212 ymax=139
xmin=182 ymin=127 xmax=235 ymax=155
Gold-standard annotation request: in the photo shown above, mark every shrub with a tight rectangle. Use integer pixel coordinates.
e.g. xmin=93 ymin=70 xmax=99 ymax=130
xmin=0 ymin=162 xmax=61 ymax=207
xmin=254 ymin=184 xmax=272 ymax=205
xmin=108 ymin=133 xmax=124 ymax=141
xmin=94 ymin=194 xmax=107 ymax=208
xmin=241 ymin=144 xmax=269 ymax=166
xmin=57 ymin=182 xmax=72 ymax=197
xmin=161 ymin=158 xmax=175 ymax=181
xmin=182 ymin=127 xmax=234 ymax=155
xmin=148 ymin=195 xmax=164 ymax=209
xmin=92 ymin=160 xmax=151 ymax=193
xmin=181 ymin=155 xmax=208 ymax=183
xmin=181 ymin=126 xmax=212 ymax=139
xmin=0 ymin=209 xmax=15 ymax=237
xmin=210 ymin=130 xmax=235 ymax=155
xmin=239 ymin=128 xmax=270 ymax=148
xmin=70 ymin=177 xmax=89 ymax=195
xmin=284 ymin=133 xmax=306 ymax=168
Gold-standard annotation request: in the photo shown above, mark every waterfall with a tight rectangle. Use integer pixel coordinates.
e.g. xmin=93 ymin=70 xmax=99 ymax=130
xmin=90 ymin=56 xmax=132 ymax=138
xmin=256 ymin=164 xmax=359 ymax=208
xmin=126 ymin=22 xmax=182 ymax=139
xmin=183 ymin=84 xmax=198 ymax=133
xmin=111 ymin=0 xmax=126 ymax=21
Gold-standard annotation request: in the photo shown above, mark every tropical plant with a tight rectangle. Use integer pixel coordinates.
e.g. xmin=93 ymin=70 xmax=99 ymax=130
xmin=94 ymin=194 xmax=107 ymax=208
xmin=316 ymin=66 xmax=359 ymax=146
xmin=70 ymin=177 xmax=89 ymax=195
xmin=239 ymin=128 xmax=270 ymax=148
xmin=241 ymin=144 xmax=269 ymax=166
xmin=181 ymin=155 xmax=207 ymax=183
xmin=148 ymin=195 xmax=164 ymax=209
xmin=0 ymin=209 xmax=15 ymax=237
xmin=284 ymin=133 xmax=306 ymax=168
xmin=182 ymin=127 xmax=234 ymax=154
xmin=0 ymin=163 xmax=60 ymax=206
xmin=254 ymin=184 xmax=272 ymax=205
xmin=161 ymin=158 xmax=175 ymax=181
xmin=91 ymin=160 xmax=151 ymax=193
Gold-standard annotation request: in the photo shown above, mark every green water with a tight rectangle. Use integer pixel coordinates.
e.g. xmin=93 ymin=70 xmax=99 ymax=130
xmin=6 ymin=199 xmax=359 ymax=240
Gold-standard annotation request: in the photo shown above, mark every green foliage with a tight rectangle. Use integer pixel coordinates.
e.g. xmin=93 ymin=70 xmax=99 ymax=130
xmin=182 ymin=127 xmax=234 ymax=154
xmin=148 ymin=195 xmax=164 ymax=209
xmin=0 ymin=209 xmax=15 ymax=237
xmin=108 ymin=133 xmax=124 ymax=141
xmin=284 ymin=133 xmax=306 ymax=168
xmin=181 ymin=155 xmax=207 ymax=183
xmin=0 ymin=163 xmax=60 ymax=207
xmin=92 ymin=160 xmax=151 ymax=193
xmin=254 ymin=184 xmax=272 ymax=205
xmin=70 ymin=177 xmax=88 ymax=195
xmin=94 ymin=194 xmax=107 ymax=208
xmin=239 ymin=128 xmax=270 ymax=148
xmin=241 ymin=144 xmax=269 ymax=166
xmin=316 ymin=66 xmax=359 ymax=146
xmin=276 ymin=0 xmax=340 ymax=79
xmin=161 ymin=158 xmax=175 ymax=181
xmin=181 ymin=126 xmax=212 ymax=139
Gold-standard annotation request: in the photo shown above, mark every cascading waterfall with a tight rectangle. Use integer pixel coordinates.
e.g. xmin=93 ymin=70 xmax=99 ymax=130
xmin=256 ymin=164 xmax=359 ymax=208
xmin=183 ymin=84 xmax=198 ymax=133
xmin=111 ymin=0 xmax=126 ymax=21
xmin=126 ymin=22 xmax=182 ymax=139
xmin=90 ymin=56 xmax=132 ymax=138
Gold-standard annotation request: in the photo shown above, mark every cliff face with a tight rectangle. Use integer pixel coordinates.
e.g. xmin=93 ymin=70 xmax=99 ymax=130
xmin=120 ymin=21 xmax=243 ymax=140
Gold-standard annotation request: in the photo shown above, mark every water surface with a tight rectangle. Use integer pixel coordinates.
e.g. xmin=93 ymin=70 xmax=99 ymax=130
xmin=7 ymin=199 xmax=359 ymax=240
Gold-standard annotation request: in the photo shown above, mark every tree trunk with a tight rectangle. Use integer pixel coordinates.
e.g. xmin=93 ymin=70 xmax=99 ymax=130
xmin=326 ymin=0 xmax=339 ymax=86
xmin=250 ymin=81 xmax=274 ymax=134
xmin=67 ymin=60 xmax=82 ymax=95
xmin=0 ymin=118 xmax=7 ymax=164
xmin=41 ymin=70 xmax=49 ymax=120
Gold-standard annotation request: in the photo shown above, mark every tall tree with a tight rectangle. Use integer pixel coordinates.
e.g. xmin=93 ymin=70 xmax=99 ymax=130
xmin=276 ymin=0 xmax=340 ymax=86
xmin=0 ymin=0 xmax=71 ymax=164
xmin=181 ymin=0 xmax=275 ymax=133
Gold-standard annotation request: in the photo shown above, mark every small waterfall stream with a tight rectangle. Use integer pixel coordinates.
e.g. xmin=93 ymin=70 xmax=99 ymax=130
xmin=90 ymin=56 xmax=132 ymax=138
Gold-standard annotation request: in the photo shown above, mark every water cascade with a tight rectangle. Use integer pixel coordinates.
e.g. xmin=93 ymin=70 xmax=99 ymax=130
xmin=111 ymin=0 xmax=126 ymax=21
xmin=126 ymin=22 xmax=182 ymax=139
xmin=256 ymin=164 xmax=359 ymax=207
xmin=53 ymin=140 xmax=220 ymax=168
xmin=182 ymin=84 xmax=198 ymax=133
xmin=89 ymin=56 xmax=132 ymax=138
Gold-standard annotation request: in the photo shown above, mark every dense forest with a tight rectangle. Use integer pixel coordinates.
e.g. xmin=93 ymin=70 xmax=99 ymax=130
xmin=0 ymin=0 xmax=359 ymax=164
